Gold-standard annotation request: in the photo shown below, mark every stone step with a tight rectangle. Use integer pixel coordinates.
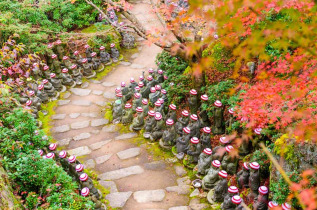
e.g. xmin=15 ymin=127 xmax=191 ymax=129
xmin=95 ymin=154 xmax=112 ymax=165
xmin=51 ymin=114 xmax=66 ymax=120
xmin=99 ymin=165 xmax=144 ymax=180
xmin=73 ymin=132 xmax=91 ymax=141
xmin=70 ymin=120 xmax=90 ymax=129
xmin=91 ymin=118 xmax=108 ymax=127
xmin=68 ymin=146 xmax=92 ymax=156
xmin=168 ymin=207 xmax=190 ymax=210
xmin=165 ymin=185 xmax=191 ymax=195
xmin=89 ymin=139 xmax=112 ymax=151
xmin=133 ymin=189 xmax=165 ymax=203
xmin=58 ymin=100 xmax=70 ymax=106
xmin=114 ymin=133 xmax=137 ymax=141
xmin=116 ymin=147 xmax=141 ymax=160
xmin=52 ymin=124 xmax=70 ymax=133
xmin=72 ymin=100 xmax=92 ymax=106
xmin=99 ymin=181 xmax=118 ymax=193
xmin=106 ymin=191 xmax=132 ymax=208
xmin=70 ymin=88 xmax=91 ymax=96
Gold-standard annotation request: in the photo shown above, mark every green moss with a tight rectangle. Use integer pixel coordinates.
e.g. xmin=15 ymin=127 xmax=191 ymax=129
xmin=104 ymin=106 xmax=113 ymax=122
xmin=0 ymin=167 xmax=22 ymax=209
xmin=38 ymin=100 xmax=58 ymax=137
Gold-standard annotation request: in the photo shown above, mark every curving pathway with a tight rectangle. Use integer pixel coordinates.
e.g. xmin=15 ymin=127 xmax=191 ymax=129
xmin=49 ymin=1 xmax=208 ymax=209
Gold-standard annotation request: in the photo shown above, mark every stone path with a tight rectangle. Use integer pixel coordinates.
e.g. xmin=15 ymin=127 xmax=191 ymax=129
xmin=48 ymin=1 xmax=203 ymax=209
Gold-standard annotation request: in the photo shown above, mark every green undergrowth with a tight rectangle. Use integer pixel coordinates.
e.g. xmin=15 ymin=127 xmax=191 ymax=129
xmin=38 ymin=99 xmax=58 ymax=137
xmin=104 ymin=103 xmax=113 ymax=122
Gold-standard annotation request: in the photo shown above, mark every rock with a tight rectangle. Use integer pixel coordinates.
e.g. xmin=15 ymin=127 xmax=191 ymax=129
xmin=82 ymin=112 xmax=99 ymax=118
xmin=70 ymin=88 xmax=91 ymax=96
xmin=102 ymin=125 xmax=117 ymax=133
xmin=177 ymin=177 xmax=191 ymax=186
xmin=91 ymin=129 xmax=100 ymax=134
xmin=89 ymin=139 xmax=112 ymax=150
xmin=133 ymin=189 xmax=165 ymax=203
xmin=99 ymin=181 xmax=118 ymax=193
xmin=103 ymin=92 xmax=116 ymax=99
xmin=120 ymin=61 xmax=132 ymax=66
xmin=189 ymin=198 xmax=209 ymax=210
xmin=58 ymin=100 xmax=70 ymax=106
xmin=81 ymin=82 xmax=89 ymax=88
xmin=53 ymin=124 xmax=70 ymax=133
xmin=70 ymin=120 xmax=90 ymax=129
xmin=166 ymin=158 xmax=178 ymax=163
xmin=51 ymin=114 xmax=66 ymax=120
xmin=168 ymin=207 xmax=190 ymax=210
xmin=117 ymin=148 xmax=141 ymax=160
xmin=91 ymin=118 xmax=108 ymax=127
xmin=72 ymin=100 xmax=91 ymax=106
xmin=95 ymin=101 xmax=106 ymax=106
xmin=115 ymin=133 xmax=137 ymax=140
xmin=190 ymin=189 xmax=200 ymax=197
xmin=166 ymin=185 xmax=191 ymax=195
xmin=102 ymin=82 xmax=115 ymax=87
xmin=85 ymin=159 xmax=96 ymax=169
xmin=73 ymin=132 xmax=91 ymax=141
xmin=131 ymin=53 xmax=139 ymax=59
xmin=106 ymin=192 xmax=132 ymax=208
xmin=58 ymin=138 xmax=72 ymax=146
xmin=90 ymin=79 xmax=101 ymax=84
xmin=95 ymin=154 xmax=112 ymax=164
xmin=174 ymin=165 xmax=187 ymax=177
xmin=69 ymin=113 xmax=80 ymax=119
xmin=68 ymin=146 xmax=92 ymax=156
xmin=131 ymin=63 xmax=145 ymax=69
xmin=92 ymin=90 xmax=103 ymax=95
xmin=63 ymin=92 xmax=71 ymax=99
xmin=99 ymin=165 xmax=144 ymax=180
xmin=144 ymin=161 xmax=166 ymax=171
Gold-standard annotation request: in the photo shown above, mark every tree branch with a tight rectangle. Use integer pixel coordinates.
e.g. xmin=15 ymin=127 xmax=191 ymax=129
xmin=149 ymin=0 xmax=167 ymax=28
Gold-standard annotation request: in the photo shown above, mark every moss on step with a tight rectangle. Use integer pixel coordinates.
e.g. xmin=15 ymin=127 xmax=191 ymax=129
xmin=38 ymin=100 xmax=58 ymax=137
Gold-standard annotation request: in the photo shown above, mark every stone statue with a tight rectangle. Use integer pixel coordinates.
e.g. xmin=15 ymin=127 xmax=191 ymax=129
xmin=54 ymin=40 xmax=65 ymax=60
xmin=84 ymin=44 xmax=93 ymax=62
xmin=175 ymin=110 xmax=190 ymax=135
xmin=91 ymin=52 xmax=101 ymax=70
xmin=141 ymin=99 xmax=149 ymax=115
xmin=149 ymin=87 xmax=160 ymax=104
xmin=49 ymin=73 xmax=64 ymax=92
xmin=238 ymin=138 xmax=252 ymax=156
xmin=212 ymin=170 xmax=228 ymax=202
xmin=188 ymin=89 xmax=199 ymax=114
xmin=247 ymin=61 xmax=256 ymax=75
xmin=253 ymin=186 xmax=269 ymax=210
xmin=129 ymin=77 xmax=138 ymax=90
xmin=70 ymin=64 xmax=83 ymax=85
xmin=199 ymin=94 xmax=211 ymax=128
xmin=45 ymin=43 xmax=54 ymax=67
xmin=112 ymin=99 xmax=123 ymax=124
xmin=201 ymin=127 xmax=211 ymax=149
xmin=221 ymin=145 xmax=238 ymax=175
xmin=176 ymin=127 xmax=191 ymax=158
xmin=120 ymin=24 xmax=136 ymax=49
xmin=268 ymin=201 xmax=279 ymax=209
xmin=110 ymin=43 xmax=120 ymax=62
xmin=99 ymin=46 xmax=112 ymax=65
xmin=154 ymin=100 xmax=163 ymax=113
xmin=28 ymin=91 xmax=41 ymax=111
xmin=62 ymin=56 xmax=73 ymax=69
xmin=161 ymin=119 xmax=177 ymax=147
xmin=146 ymin=75 xmax=158 ymax=88
xmin=197 ymin=148 xmax=213 ymax=176
xmin=231 ymin=195 xmax=245 ymax=210
xmin=82 ymin=58 xmax=95 ymax=78
xmin=160 ymin=89 xmax=168 ymax=103
xmin=212 ymin=100 xmax=225 ymax=134
xmin=61 ymin=68 xmax=75 ymax=87
xmin=79 ymin=175 xmax=100 ymax=198
xmin=51 ymin=54 xmax=61 ymax=74
xmin=42 ymin=65 xmax=51 ymax=78
xmin=202 ymin=160 xmax=221 ymax=190
xmin=150 ymin=112 xmax=165 ymax=142
xmin=166 ymin=104 xmax=177 ymax=122
xmin=43 ymin=79 xmax=57 ymax=98
xmin=130 ymin=107 xmax=144 ymax=131
xmin=237 ymin=162 xmax=250 ymax=189
xmin=248 ymin=162 xmax=261 ymax=197
xmin=221 ymin=186 xmax=239 ymax=210
xmin=107 ymin=9 xmax=118 ymax=23
xmin=132 ymin=93 xmax=142 ymax=111
xmin=226 ymin=108 xmax=235 ymax=133
xmin=73 ymin=51 xmax=82 ymax=66
xmin=37 ymin=84 xmax=49 ymax=104
xmin=187 ymin=137 xmax=202 ymax=164
xmin=122 ymin=103 xmax=133 ymax=125
xmin=188 ymin=114 xmax=200 ymax=138
xmin=156 ymin=69 xmax=164 ymax=83
xmin=212 ymin=137 xmax=229 ymax=161
xmin=144 ymin=110 xmax=156 ymax=139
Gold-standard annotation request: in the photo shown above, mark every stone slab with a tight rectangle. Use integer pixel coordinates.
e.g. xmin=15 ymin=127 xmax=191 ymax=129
xmin=70 ymin=88 xmax=91 ymax=96
xmin=89 ymin=139 xmax=112 ymax=150
xmin=133 ymin=189 xmax=165 ymax=203
xmin=131 ymin=63 xmax=145 ymax=69
xmin=85 ymin=159 xmax=96 ymax=169
xmin=166 ymin=185 xmax=191 ymax=195
xmin=115 ymin=133 xmax=137 ymax=140
xmin=106 ymin=192 xmax=132 ymax=208
xmin=190 ymin=189 xmax=200 ymax=197
xmin=90 ymin=79 xmax=101 ymax=84
xmin=120 ymin=61 xmax=132 ymax=66
xmin=63 ymin=92 xmax=71 ymax=99
xmin=70 ymin=120 xmax=90 ymax=129
xmin=51 ymin=114 xmax=66 ymax=120
xmin=92 ymin=90 xmax=103 ymax=95
xmin=72 ymin=100 xmax=92 ymax=106
xmin=91 ymin=129 xmax=100 ymax=134
xmin=68 ymin=146 xmax=92 ymax=156
xmin=81 ymin=82 xmax=89 ymax=89
xmin=174 ymin=165 xmax=187 ymax=177
xmin=168 ymin=207 xmax=190 ymax=210
xmin=102 ymin=82 xmax=115 ymax=87
xmin=99 ymin=181 xmax=118 ymax=193
xmin=102 ymin=125 xmax=117 ymax=133
xmin=69 ymin=113 xmax=80 ymax=119
xmin=131 ymin=53 xmax=139 ymax=59
xmin=58 ymin=100 xmax=70 ymax=106
xmin=91 ymin=118 xmax=108 ymax=127
xmin=73 ymin=132 xmax=91 ymax=141
xmin=58 ymin=138 xmax=72 ymax=146
xmin=100 ymin=165 xmax=144 ymax=180
xmin=81 ymin=112 xmax=99 ymax=118
xmin=53 ymin=124 xmax=70 ymax=133
xmin=144 ymin=161 xmax=166 ymax=171
xmin=95 ymin=154 xmax=112 ymax=165
xmin=95 ymin=101 xmax=107 ymax=106
xmin=177 ymin=177 xmax=191 ymax=186
xmin=103 ymin=92 xmax=116 ymax=99
xmin=117 ymin=148 xmax=141 ymax=160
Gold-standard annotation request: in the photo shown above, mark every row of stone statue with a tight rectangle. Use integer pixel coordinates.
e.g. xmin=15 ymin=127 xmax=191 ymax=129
xmin=110 ymin=69 xmax=290 ymax=210
xmin=35 ymin=132 xmax=105 ymax=210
